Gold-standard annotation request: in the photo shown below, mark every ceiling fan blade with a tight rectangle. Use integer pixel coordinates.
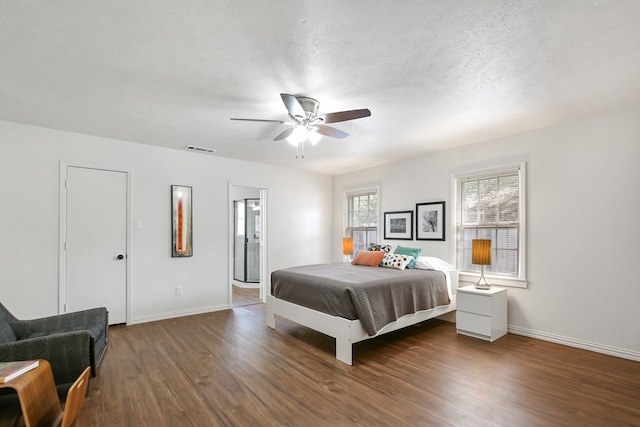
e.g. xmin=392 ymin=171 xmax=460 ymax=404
xmin=319 ymin=109 xmax=371 ymax=124
xmin=315 ymin=124 xmax=349 ymax=139
xmin=280 ymin=93 xmax=305 ymax=119
xmin=273 ymin=127 xmax=295 ymax=141
xmin=230 ymin=118 xmax=291 ymax=124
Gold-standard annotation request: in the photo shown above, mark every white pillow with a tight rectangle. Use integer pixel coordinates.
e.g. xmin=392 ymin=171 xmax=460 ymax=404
xmin=413 ymin=257 xmax=433 ymax=270
xmin=380 ymin=253 xmax=414 ymax=270
xmin=414 ymin=256 xmax=454 ymax=271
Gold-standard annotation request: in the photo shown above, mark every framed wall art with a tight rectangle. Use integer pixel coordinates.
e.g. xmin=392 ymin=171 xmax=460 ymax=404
xmin=416 ymin=201 xmax=445 ymax=241
xmin=383 ymin=210 xmax=413 ymax=240
xmin=171 ymin=185 xmax=193 ymax=257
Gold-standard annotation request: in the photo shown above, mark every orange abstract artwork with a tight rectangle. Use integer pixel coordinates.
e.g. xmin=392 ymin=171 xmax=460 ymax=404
xmin=171 ymin=185 xmax=192 ymax=257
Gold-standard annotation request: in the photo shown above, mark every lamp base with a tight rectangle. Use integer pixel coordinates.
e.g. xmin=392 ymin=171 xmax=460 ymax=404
xmin=474 ymin=281 xmax=491 ymax=290
xmin=474 ymin=266 xmax=491 ymax=290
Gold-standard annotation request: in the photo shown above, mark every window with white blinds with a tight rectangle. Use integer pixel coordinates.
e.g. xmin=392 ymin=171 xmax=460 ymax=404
xmin=345 ymin=189 xmax=378 ymax=254
xmin=455 ymin=164 xmax=526 ymax=282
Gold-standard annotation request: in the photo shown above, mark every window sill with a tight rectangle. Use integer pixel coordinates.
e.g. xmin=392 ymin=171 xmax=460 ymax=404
xmin=458 ymin=272 xmax=528 ymax=289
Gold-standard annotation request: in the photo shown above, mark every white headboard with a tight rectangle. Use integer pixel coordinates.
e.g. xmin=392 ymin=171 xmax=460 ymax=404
xmin=451 ymin=270 xmax=460 ymax=292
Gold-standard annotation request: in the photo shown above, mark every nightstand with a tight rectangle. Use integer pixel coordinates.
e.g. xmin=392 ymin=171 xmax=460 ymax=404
xmin=456 ymin=285 xmax=507 ymax=342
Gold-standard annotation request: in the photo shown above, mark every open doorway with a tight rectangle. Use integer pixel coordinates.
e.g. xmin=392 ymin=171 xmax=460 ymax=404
xmin=229 ymin=183 xmax=267 ymax=308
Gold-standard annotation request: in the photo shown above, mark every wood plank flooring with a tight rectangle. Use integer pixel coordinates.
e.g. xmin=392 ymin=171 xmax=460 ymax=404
xmin=232 ymin=285 xmax=261 ymax=308
xmin=1 ymin=303 xmax=639 ymax=426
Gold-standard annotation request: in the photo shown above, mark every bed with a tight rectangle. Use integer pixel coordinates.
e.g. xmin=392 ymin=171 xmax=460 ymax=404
xmin=266 ymin=259 xmax=459 ymax=365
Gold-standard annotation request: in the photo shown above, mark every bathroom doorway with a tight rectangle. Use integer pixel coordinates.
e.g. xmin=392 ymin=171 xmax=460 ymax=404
xmin=234 ymin=198 xmax=260 ymax=284
xmin=229 ymin=184 xmax=266 ymax=308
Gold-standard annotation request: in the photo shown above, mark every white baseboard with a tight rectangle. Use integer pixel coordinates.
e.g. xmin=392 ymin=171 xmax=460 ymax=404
xmin=129 ymin=304 xmax=228 ymax=325
xmin=508 ymin=325 xmax=640 ymax=362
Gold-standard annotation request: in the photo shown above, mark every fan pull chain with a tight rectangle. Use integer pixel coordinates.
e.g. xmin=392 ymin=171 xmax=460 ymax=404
xmin=296 ymin=140 xmax=305 ymax=159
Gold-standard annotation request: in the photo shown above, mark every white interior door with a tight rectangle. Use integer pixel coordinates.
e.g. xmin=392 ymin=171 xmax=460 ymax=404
xmin=65 ymin=166 xmax=127 ymax=324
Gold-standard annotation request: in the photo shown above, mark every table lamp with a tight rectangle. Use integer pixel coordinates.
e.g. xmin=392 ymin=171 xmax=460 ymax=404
xmin=342 ymin=237 xmax=354 ymax=262
xmin=472 ymin=239 xmax=492 ymax=289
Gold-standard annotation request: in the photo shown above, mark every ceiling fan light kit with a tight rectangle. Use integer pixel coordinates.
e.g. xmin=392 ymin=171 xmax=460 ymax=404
xmin=308 ymin=130 xmax=322 ymax=145
xmin=287 ymin=125 xmax=308 ymax=146
xmin=231 ymin=93 xmax=371 ymax=159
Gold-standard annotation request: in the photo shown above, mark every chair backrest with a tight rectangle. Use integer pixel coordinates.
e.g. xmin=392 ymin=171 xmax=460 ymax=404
xmin=0 ymin=302 xmax=18 ymax=323
xmin=0 ymin=303 xmax=18 ymax=343
xmin=60 ymin=366 xmax=91 ymax=427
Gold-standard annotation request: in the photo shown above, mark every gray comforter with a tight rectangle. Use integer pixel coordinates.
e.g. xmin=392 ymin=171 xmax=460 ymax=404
xmin=271 ymin=263 xmax=450 ymax=336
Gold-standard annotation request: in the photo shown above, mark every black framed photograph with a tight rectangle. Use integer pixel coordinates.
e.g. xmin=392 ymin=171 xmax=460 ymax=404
xmin=416 ymin=201 xmax=445 ymax=241
xmin=383 ymin=210 xmax=413 ymax=240
xmin=171 ymin=185 xmax=193 ymax=257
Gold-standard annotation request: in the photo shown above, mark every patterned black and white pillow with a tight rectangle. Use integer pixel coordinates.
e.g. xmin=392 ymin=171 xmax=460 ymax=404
xmin=368 ymin=243 xmax=392 ymax=253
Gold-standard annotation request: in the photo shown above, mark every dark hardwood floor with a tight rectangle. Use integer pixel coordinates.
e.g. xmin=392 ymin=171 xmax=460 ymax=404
xmin=232 ymin=285 xmax=261 ymax=308
xmin=1 ymin=303 xmax=639 ymax=426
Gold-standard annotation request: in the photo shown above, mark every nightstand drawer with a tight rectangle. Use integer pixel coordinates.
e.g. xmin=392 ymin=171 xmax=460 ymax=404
xmin=457 ymin=292 xmax=492 ymax=316
xmin=457 ymin=311 xmax=492 ymax=336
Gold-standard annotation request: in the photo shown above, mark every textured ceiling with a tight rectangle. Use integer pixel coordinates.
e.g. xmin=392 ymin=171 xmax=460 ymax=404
xmin=2 ymin=0 xmax=640 ymax=175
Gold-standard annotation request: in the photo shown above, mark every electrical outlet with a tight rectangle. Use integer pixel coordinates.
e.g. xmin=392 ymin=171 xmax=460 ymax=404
xmin=176 ymin=286 xmax=183 ymax=296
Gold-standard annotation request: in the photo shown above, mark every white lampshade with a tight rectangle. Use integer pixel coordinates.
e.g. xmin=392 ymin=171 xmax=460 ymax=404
xmin=308 ymin=130 xmax=322 ymax=145
xmin=287 ymin=126 xmax=307 ymax=146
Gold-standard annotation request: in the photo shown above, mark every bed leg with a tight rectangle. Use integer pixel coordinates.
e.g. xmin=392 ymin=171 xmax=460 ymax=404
xmin=335 ymin=333 xmax=353 ymax=365
xmin=266 ymin=295 xmax=276 ymax=328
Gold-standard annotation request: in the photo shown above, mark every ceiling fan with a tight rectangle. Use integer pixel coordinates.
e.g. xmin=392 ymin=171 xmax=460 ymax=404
xmin=230 ymin=93 xmax=371 ymax=158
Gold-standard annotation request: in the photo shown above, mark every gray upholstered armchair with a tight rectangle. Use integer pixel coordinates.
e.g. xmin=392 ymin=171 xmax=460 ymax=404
xmin=0 ymin=303 xmax=108 ymax=385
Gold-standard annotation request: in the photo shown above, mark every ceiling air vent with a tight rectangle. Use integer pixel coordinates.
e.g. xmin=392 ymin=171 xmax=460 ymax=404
xmin=184 ymin=145 xmax=217 ymax=154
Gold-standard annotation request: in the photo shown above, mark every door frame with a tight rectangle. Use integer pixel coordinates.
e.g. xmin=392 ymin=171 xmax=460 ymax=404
xmin=228 ymin=182 xmax=268 ymax=307
xmin=58 ymin=161 xmax=132 ymax=323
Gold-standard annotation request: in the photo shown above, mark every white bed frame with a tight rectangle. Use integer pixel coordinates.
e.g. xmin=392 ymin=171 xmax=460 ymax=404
xmin=266 ymin=271 xmax=459 ymax=365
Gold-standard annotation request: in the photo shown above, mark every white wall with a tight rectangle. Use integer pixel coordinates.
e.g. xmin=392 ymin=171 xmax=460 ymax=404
xmin=230 ymin=185 xmax=260 ymax=201
xmin=3 ymin=101 xmax=638 ymax=360
xmin=0 ymin=120 xmax=332 ymax=322
xmin=332 ymin=103 xmax=640 ymax=360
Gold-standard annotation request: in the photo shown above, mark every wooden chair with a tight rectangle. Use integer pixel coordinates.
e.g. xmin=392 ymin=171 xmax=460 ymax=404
xmin=60 ymin=366 xmax=91 ymax=427
xmin=0 ymin=360 xmax=91 ymax=427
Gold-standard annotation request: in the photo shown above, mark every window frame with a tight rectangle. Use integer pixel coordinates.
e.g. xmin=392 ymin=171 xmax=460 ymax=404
xmin=452 ymin=163 xmax=527 ymax=288
xmin=343 ymin=186 xmax=380 ymax=255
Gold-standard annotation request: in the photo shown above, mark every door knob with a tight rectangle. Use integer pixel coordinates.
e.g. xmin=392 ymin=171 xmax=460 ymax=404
xmin=117 ymin=254 xmax=124 ymax=260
